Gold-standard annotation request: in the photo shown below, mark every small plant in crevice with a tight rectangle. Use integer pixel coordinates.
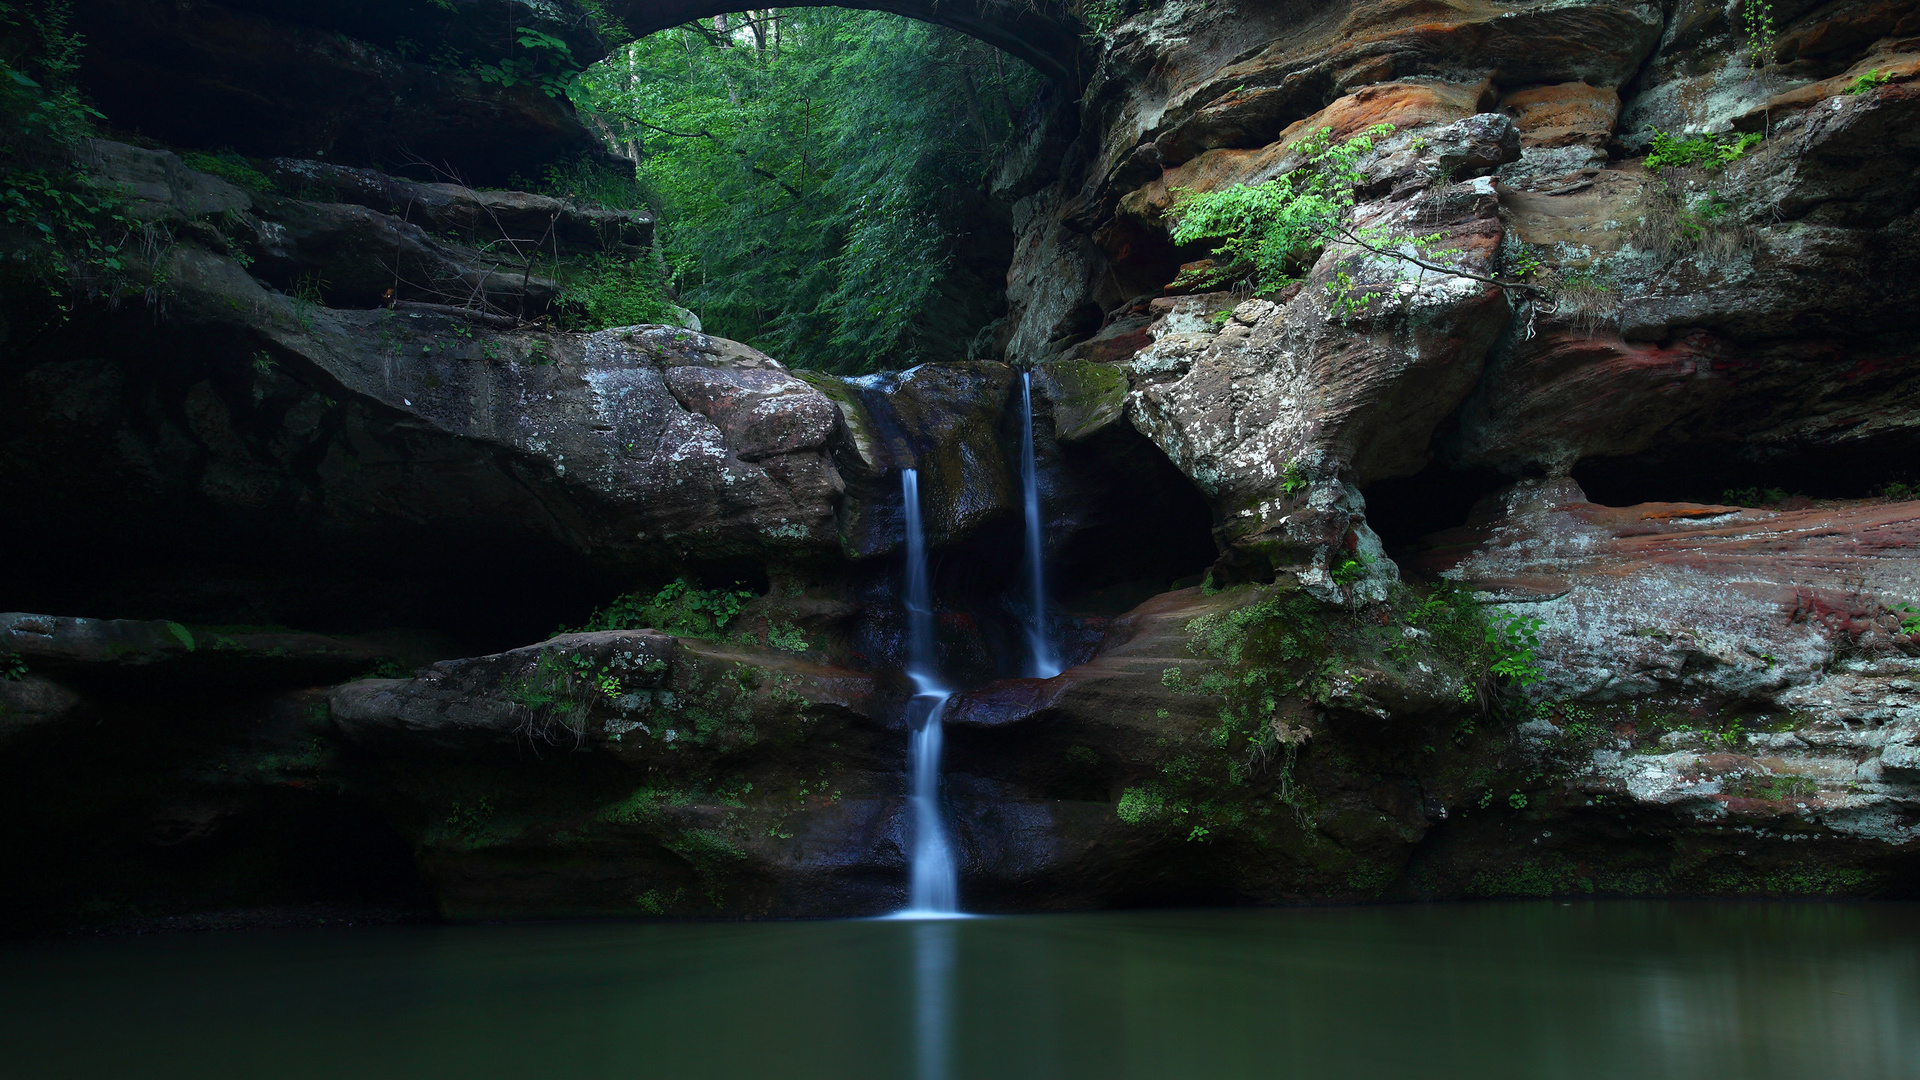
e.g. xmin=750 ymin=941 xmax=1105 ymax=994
xmin=287 ymin=272 xmax=327 ymax=331
xmin=1645 ymin=130 xmax=1763 ymax=173
xmin=1551 ymin=266 xmax=1621 ymax=335
xmin=1 ymin=653 xmax=27 ymax=681
xmin=1843 ymin=69 xmax=1892 ymax=95
xmin=1486 ymin=612 xmax=1546 ymax=689
xmin=1280 ymin=462 xmax=1309 ymax=498
xmin=1330 ymin=550 xmax=1375 ymax=585
xmin=1638 ymin=180 xmax=1758 ymax=263
xmin=1892 ymin=604 xmax=1920 ymax=636
xmin=1723 ymin=773 xmax=1817 ymax=801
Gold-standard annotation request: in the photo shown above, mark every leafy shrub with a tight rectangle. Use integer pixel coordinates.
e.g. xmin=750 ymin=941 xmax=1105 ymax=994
xmin=1168 ymin=124 xmax=1393 ymax=293
xmin=558 ymin=252 xmax=673 ymax=329
xmin=180 ymin=150 xmax=275 ymax=193
xmin=576 ymin=578 xmax=756 ymax=640
xmin=1486 ymin=613 xmax=1545 ymax=688
xmin=1116 ymin=785 xmax=1167 ymax=824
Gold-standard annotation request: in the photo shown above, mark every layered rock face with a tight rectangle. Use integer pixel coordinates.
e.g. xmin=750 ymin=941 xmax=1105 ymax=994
xmin=3 ymin=0 xmax=1919 ymax=929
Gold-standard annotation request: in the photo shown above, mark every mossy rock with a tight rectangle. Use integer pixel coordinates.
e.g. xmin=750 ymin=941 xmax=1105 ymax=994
xmin=1034 ymin=358 xmax=1129 ymax=442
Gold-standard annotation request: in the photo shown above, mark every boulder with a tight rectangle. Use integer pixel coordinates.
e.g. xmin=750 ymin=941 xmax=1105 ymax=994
xmin=330 ymin=629 xmax=906 ymax=918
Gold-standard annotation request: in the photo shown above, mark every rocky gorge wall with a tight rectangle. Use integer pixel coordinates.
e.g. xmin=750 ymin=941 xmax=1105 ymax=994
xmin=1 ymin=0 xmax=1917 ymax=931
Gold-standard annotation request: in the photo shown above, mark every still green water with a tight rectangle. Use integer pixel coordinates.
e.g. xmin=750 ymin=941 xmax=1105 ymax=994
xmin=3 ymin=902 xmax=1915 ymax=1079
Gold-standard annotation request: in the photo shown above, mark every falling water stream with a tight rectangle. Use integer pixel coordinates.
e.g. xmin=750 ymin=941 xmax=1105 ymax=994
xmin=1018 ymin=372 xmax=1062 ymax=679
xmin=895 ymin=387 xmax=1058 ymax=1077
xmin=897 ymin=468 xmax=960 ymax=918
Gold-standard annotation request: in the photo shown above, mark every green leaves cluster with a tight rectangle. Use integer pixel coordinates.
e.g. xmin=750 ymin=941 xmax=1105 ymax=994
xmin=576 ymin=578 xmax=757 ymax=641
xmin=1486 ymin=613 xmax=1545 ymax=688
xmin=1167 ymin=124 xmax=1391 ymax=293
xmin=1742 ymin=0 xmax=1775 ymax=65
xmin=1844 ymin=69 xmax=1892 ymax=95
xmin=1645 ymin=130 xmax=1763 ymax=172
xmin=570 ymin=10 xmax=1040 ymax=373
xmin=473 ymin=26 xmax=581 ymax=98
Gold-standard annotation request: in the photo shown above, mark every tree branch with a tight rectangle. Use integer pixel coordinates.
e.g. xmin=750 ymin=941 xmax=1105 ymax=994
xmin=623 ymin=118 xmax=803 ymax=199
xmin=1329 ymin=222 xmax=1551 ymax=297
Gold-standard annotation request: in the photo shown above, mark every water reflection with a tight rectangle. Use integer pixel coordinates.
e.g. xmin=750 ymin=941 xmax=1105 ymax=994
xmin=1 ymin=902 xmax=1915 ymax=1079
xmin=914 ymin=919 xmax=956 ymax=1080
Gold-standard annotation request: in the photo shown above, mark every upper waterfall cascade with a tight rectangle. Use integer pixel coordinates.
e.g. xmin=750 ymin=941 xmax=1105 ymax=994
xmin=1020 ymin=372 xmax=1062 ymax=680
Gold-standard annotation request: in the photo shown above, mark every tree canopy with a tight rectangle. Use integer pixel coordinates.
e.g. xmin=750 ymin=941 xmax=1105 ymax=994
xmin=569 ymin=9 xmax=1041 ymax=375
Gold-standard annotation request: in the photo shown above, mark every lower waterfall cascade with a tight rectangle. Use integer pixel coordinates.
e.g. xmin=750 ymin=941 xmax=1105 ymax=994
xmin=896 ymin=468 xmax=960 ymax=917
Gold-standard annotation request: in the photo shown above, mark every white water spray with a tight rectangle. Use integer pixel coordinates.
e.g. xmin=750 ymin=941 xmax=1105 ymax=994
xmin=1019 ymin=371 xmax=1061 ymax=679
xmin=898 ymin=468 xmax=960 ymax=916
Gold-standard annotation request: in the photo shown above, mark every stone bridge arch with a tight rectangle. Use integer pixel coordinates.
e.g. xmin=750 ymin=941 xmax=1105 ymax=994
xmin=70 ymin=0 xmax=1087 ymax=184
xmin=600 ymin=0 xmax=1088 ymax=85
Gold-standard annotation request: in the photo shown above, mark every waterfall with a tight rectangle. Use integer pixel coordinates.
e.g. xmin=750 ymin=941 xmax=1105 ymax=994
xmin=1020 ymin=372 xmax=1062 ymax=679
xmin=898 ymin=468 xmax=959 ymax=916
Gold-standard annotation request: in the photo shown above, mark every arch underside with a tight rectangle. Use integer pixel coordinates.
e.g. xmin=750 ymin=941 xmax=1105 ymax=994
xmin=603 ymin=0 xmax=1088 ymax=84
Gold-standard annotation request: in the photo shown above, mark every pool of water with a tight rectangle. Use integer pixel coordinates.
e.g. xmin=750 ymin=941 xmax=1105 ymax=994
xmin=3 ymin=902 xmax=1915 ymax=1079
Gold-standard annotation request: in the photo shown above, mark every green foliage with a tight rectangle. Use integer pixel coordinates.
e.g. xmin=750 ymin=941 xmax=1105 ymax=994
xmin=180 ymin=150 xmax=275 ymax=193
xmin=1892 ymin=604 xmax=1920 ymax=636
xmin=472 ymin=27 xmax=581 ymax=98
xmin=1844 ymin=69 xmax=1892 ymax=95
xmin=1645 ymin=130 xmax=1763 ymax=172
xmin=1330 ymin=550 xmax=1375 ymax=585
xmin=1722 ymin=486 xmax=1792 ymax=506
xmin=1074 ymin=0 xmax=1135 ymax=33
xmin=1 ymin=1 xmax=156 ymax=310
xmin=1877 ymin=479 xmax=1919 ymax=500
xmin=765 ymin=623 xmax=809 ymax=653
xmin=1116 ymin=785 xmax=1167 ymax=824
xmin=557 ymin=251 xmax=673 ymax=329
xmin=1 ymin=652 xmax=26 ymax=681
xmin=1724 ymin=773 xmax=1817 ymax=800
xmin=357 ymin=658 xmax=409 ymax=680
xmin=1168 ymin=125 xmax=1393 ymax=293
xmin=1741 ymin=0 xmax=1775 ymax=66
xmin=570 ymin=11 xmax=1040 ymax=373
xmin=1486 ymin=613 xmax=1545 ymax=688
xmin=444 ymin=797 xmax=495 ymax=838
xmin=576 ymin=578 xmax=756 ymax=640
xmin=1280 ymin=462 xmax=1309 ymax=497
